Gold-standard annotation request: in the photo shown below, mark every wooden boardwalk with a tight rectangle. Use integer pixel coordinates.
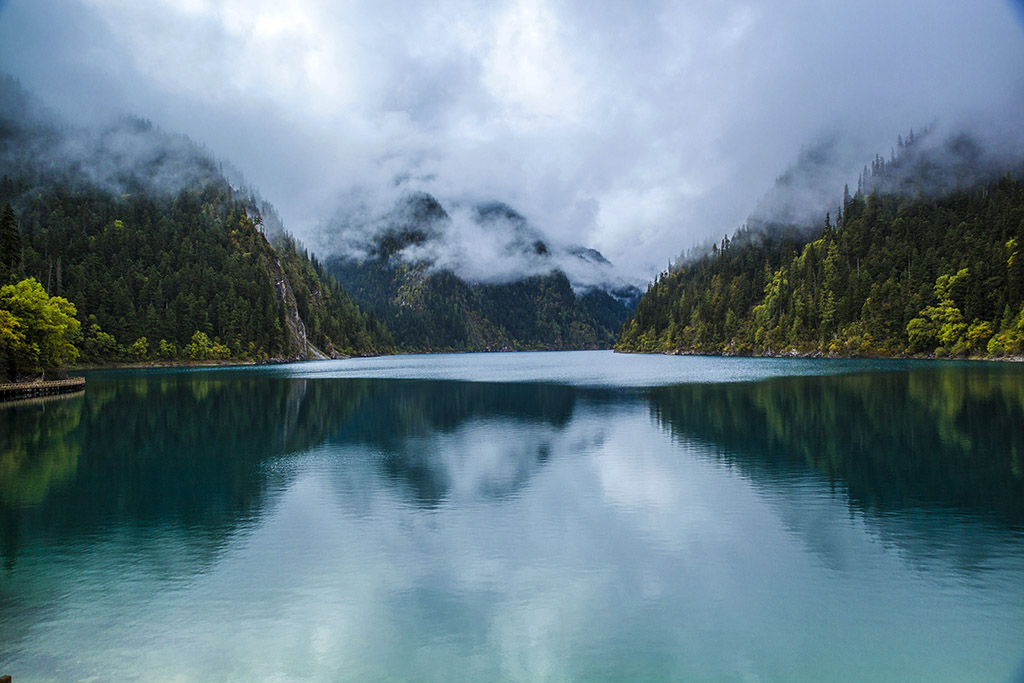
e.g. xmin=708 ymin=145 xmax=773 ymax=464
xmin=0 ymin=376 xmax=85 ymax=402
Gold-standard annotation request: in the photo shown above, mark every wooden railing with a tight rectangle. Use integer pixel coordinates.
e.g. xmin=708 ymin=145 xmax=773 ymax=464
xmin=0 ymin=376 xmax=85 ymax=401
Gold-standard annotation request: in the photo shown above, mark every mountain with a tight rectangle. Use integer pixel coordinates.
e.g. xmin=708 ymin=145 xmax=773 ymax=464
xmin=617 ymin=130 xmax=1024 ymax=358
xmin=0 ymin=75 xmax=392 ymax=363
xmin=323 ymin=192 xmax=639 ymax=351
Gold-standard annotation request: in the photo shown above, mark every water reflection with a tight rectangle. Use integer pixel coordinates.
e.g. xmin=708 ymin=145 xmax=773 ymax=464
xmin=0 ymin=375 xmax=374 ymax=569
xmin=0 ymin=362 xmax=1022 ymax=681
xmin=331 ymin=381 xmax=595 ymax=505
xmin=647 ymin=367 xmax=1024 ymax=524
xmin=3 ymin=366 xmax=1022 ymax=568
xmin=0 ymin=395 xmax=84 ymax=508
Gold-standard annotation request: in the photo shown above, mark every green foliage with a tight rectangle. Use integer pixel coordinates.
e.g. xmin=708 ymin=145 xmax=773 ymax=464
xmin=618 ymin=174 xmax=1024 ymax=358
xmin=0 ymin=202 xmax=22 ymax=283
xmin=986 ymin=305 xmax=1024 ymax=356
xmin=158 ymin=338 xmax=177 ymax=360
xmin=184 ymin=331 xmax=214 ymax=360
xmin=0 ymin=277 xmax=80 ymax=379
xmin=0 ymin=183 xmax=392 ymax=363
xmin=80 ymin=322 xmax=118 ymax=362
xmin=129 ymin=336 xmax=149 ymax=361
xmin=906 ymin=268 xmax=971 ymax=354
xmin=0 ymin=308 xmax=24 ymax=380
xmin=329 ymin=257 xmax=627 ymax=352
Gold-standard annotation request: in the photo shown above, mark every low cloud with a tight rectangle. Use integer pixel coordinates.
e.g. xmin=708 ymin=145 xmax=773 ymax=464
xmin=321 ymin=191 xmax=635 ymax=291
xmin=0 ymin=76 xmax=223 ymax=198
xmin=1 ymin=0 xmax=1022 ymax=283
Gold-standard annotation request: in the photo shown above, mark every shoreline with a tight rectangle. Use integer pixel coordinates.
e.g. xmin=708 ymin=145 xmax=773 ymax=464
xmin=613 ymin=347 xmax=1024 ymax=362
xmin=68 ymin=347 xmax=621 ymax=371
xmin=70 ymin=354 xmax=361 ymax=372
xmin=61 ymin=346 xmax=1024 ymax=374
xmin=72 ymin=358 xmax=263 ymax=371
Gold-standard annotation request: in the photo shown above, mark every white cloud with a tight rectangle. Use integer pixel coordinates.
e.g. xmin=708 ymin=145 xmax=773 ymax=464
xmin=483 ymin=0 xmax=588 ymax=127
xmin=1 ymin=0 xmax=1022 ymax=283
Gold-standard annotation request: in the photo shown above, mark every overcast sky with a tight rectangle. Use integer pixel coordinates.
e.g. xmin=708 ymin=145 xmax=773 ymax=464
xmin=1 ymin=0 xmax=1023 ymax=282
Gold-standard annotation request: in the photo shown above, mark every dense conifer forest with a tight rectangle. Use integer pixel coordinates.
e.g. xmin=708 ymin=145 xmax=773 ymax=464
xmin=327 ymin=194 xmax=635 ymax=351
xmin=6 ymin=69 xmax=1023 ymax=368
xmin=331 ymin=256 xmax=630 ymax=351
xmin=0 ymin=77 xmax=392 ymax=378
xmin=617 ymin=134 xmax=1024 ymax=358
xmin=0 ymin=185 xmax=392 ymax=365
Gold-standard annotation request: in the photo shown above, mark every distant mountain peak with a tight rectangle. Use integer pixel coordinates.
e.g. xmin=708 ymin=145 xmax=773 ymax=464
xmin=473 ymin=201 xmax=526 ymax=225
xmin=567 ymin=245 xmax=611 ymax=266
xmin=323 ymin=191 xmax=632 ymax=294
xmin=396 ymin=191 xmax=449 ymax=224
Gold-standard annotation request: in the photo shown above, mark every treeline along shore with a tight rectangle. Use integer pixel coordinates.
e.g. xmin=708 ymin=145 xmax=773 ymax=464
xmin=617 ymin=134 xmax=1024 ymax=360
xmin=4 ymin=72 xmax=1024 ymax=370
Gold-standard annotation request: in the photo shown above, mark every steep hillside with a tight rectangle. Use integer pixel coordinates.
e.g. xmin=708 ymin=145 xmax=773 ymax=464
xmin=618 ymin=132 xmax=1024 ymax=358
xmin=0 ymin=76 xmax=392 ymax=361
xmin=325 ymin=193 xmax=637 ymax=351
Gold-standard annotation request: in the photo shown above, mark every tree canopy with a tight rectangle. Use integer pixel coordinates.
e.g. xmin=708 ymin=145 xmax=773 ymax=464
xmin=0 ymin=202 xmax=22 ymax=283
xmin=0 ymin=182 xmax=392 ymax=364
xmin=618 ymin=174 xmax=1024 ymax=358
xmin=0 ymin=277 xmax=80 ymax=380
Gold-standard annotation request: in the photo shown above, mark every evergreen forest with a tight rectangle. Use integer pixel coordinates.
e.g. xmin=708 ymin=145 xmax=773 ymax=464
xmin=0 ymin=77 xmax=392 ymax=379
xmin=326 ymin=193 xmax=635 ymax=351
xmin=331 ymin=256 xmax=630 ymax=352
xmin=618 ymin=135 xmax=1024 ymax=358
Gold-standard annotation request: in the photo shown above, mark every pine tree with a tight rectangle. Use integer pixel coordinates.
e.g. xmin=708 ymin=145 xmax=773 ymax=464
xmin=0 ymin=203 xmax=22 ymax=283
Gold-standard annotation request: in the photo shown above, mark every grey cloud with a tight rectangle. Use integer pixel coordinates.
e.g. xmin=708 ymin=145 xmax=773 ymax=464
xmin=1 ymin=0 xmax=1022 ymax=284
xmin=0 ymin=75 xmax=223 ymax=198
xmin=320 ymin=190 xmax=635 ymax=292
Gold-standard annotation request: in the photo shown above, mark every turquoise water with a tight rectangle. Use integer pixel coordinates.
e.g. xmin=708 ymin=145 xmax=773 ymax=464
xmin=1 ymin=351 xmax=1023 ymax=681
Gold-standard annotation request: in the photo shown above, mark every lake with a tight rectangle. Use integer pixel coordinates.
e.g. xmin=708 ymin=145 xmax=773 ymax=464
xmin=1 ymin=351 xmax=1023 ymax=681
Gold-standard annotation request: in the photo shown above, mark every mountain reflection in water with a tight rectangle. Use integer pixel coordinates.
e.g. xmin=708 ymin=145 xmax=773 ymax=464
xmin=1 ymin=359 xmax=1022 ymax=681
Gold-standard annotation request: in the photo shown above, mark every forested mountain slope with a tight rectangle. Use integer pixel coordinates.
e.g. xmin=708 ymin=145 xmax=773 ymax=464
xmin=326 ymin=193 xmax=637 ymax=351
xmin=0 ymin=76 xmax=392 ymax=363
xmin=618 ymin=133 xmax=1024 ymax=357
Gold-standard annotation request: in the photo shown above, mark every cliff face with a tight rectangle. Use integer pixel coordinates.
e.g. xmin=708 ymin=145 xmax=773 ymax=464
xmin=0 ymin=77 xmax=393 ymax=362
xmin=263 ymin=248 xmax=329 ymax=360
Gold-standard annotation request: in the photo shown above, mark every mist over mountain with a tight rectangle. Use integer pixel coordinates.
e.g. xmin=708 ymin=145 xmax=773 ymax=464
xmin=0 ymin=76 xmax=224 ymax=199
xmin=3 ymin=0 xmax=1023 ymax=357
xmin=858 ymin=126 xmax=1024 ymax=199
xmin=619 ymin=128 xmax=1024 ymax=359
xmin=3 ymin=0 xmax=1022 ymax=284
xmin=0 ymin=76 xmax=392 ymax=365
xmin=674 ymin=120 xmax=1024 ymax=267
xmin=323 ymin=193 xmax=637 ymax=351
xmin=320 ymin=190 xmax=638 ymax=297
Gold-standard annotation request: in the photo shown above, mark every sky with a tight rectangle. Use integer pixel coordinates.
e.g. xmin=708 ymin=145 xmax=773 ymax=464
xmin=0 ymin=0 xmax=1023 ymax=283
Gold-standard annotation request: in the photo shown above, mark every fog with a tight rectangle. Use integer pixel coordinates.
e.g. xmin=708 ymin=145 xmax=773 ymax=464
xmin=0 ymin=77 xmax=224 ymax=197
xmin=1 ymin=0 xmax=1022 ymax=283
xmin=320 ymin=192 xmax=636 ymax=290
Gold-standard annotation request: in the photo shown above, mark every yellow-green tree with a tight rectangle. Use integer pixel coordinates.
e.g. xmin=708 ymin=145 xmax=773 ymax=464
xmin=0 ymin=278 xmax=81 ymax=380
xmin=906 ymin=268 xmax=971 ymax=354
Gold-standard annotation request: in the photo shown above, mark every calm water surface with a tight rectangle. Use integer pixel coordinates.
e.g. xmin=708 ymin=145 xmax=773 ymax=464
xmin=1 ymin=351 xmax=1023 ymax=681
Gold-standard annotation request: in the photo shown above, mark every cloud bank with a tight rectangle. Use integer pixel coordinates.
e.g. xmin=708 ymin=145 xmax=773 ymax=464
xmin=323 ymin=192 xmax=635 ymax=291
xmin=1 ymin=0 xmax=1022 ymax=282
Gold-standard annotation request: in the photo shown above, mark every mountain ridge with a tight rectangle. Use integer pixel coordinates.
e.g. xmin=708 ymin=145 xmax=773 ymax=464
xmin=323 ymin=191 xmax=639 ymax=351
xmin=0 ymin=75 xmax=392 ymax=367
xmin=617 ymin=129 xmax=1024 ymax=359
